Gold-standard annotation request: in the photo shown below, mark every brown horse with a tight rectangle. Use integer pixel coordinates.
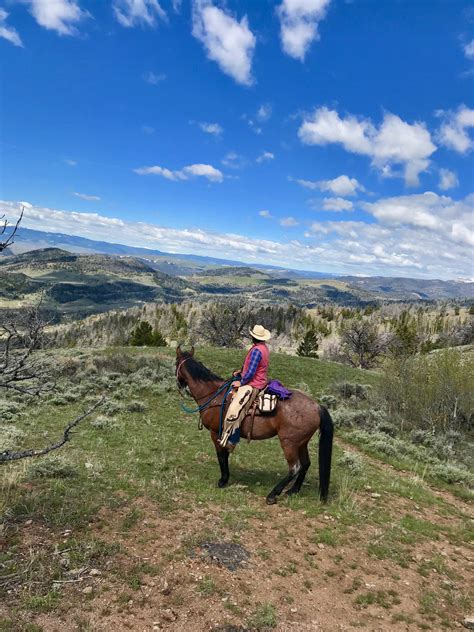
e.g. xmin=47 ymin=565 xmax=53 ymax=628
xmin=176 ymin=347 xmax=334 ymax=504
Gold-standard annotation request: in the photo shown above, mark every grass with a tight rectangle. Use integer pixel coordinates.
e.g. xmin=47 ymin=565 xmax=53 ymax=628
xmin=0 ymin=346 xmax=472 ymax=629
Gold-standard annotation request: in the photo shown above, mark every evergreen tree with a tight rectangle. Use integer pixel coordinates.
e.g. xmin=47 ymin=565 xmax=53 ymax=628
xmin=130 ymin=321 xmax=154 ymax=346
xmin=297 ymin=329 xmax=319 ymax=358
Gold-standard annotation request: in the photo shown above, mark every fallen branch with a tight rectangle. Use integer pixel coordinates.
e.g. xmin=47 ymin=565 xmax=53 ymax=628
xmin=0 ymin=397 xmax=104 ymax=463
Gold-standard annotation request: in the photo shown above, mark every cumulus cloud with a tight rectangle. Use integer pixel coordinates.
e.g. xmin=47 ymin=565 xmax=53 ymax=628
xmin=277 ymin=0 xmax=331 ymax=61
xmin=296 ymin=174 xmax=364 ymax=196
xmin=464 ymin=39 xmax=474 ymax=60
xmin=322 ymin=197 xmax=353 ymax=212
xmin=73 ymin=192 xmax=101 ymax=201
xmin=113 ymin=0 xmax=166 ymax=28
xmin=299 ymin=107 xmax=436 ymax=186
xmin=363 ymin=192 xmax=473 ymax=247
xmin=438 ymin=168 xmax=459 ymax=191
xmin=192 ymin=0 xmax=256 ymax=86
xmin=199 ymin=122 xmax=223 ymax=136
xmin=259 ymin=210 xmax=272 ymax=218
xmin=3 ymin=197 xmax=472 ymax=279
xmin=0 ymin=9 xmax=23 ymax=47
xmin=143 ymin=70 xmax=166 ymax=85
xmin=280 ymin=216 xmax=299 ymax=227
xmin=256 ymin=151 xmax=275 ymax=163
xmin=436 ymin=105 xmax=474 ymax=154
xmin=134 ymin=162 xmax=224 ymax=182
xmin=25 ymin=0 xmax=88 ymax=36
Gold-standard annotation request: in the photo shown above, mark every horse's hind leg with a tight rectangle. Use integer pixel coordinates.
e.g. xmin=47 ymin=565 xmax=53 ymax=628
xmin=211 ymin=431 xmax=229 ymax=488
xmin=266 ymin=441 xmax=301 ymax=505
xmin=287 ymin=443 xmax=311 ymax=496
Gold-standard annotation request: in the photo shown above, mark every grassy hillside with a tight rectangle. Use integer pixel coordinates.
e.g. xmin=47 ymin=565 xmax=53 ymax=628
xmin=0 ymin=249 xmax=193 ymax=319
xmin=1 ymin=348 xmax=472 ymax=631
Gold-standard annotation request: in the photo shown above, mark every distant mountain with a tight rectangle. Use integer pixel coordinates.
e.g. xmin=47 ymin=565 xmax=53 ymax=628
xmin=1 ymin=228 xmax=472 ymax=304
xmin=7 ymin=227 xmax=336 ymax=279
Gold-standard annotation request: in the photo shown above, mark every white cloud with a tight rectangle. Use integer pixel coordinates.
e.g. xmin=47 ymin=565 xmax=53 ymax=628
xmin=322 ymin=197 xmax=353 ymax=212
xmin=221 ymin=152 xmax=246 ymax=169
xmin=199 ymin=122 xmax=223 ymax=136
xmin=73 ymin=192 xmax=101 ymax=201
xmin=464 ymin=39 xmax=474 ymax=60
xmin=3 ymin=197 xmax=472 ymax=279
xmin=65 ymin=159 xmax=77 ymax=166
xmin=280 ymin=216 xmax=299 ymax=227
xmin=113 ymin=0 xmax=166 ymax=28
xmin=299 ymin=107 xmax=436 ymax=186
xmin=172 ymin=0 xmax=182 ymax=12
xmin=363 ymin=192 xmax=473 ymax=247
xmin=436 ymin=105 xmax=474 ymax=154
xmin=256 ymin=151 xmax=275 ymax=163
xmin=0 ymin=9 xmax=23 ymax=47
xmin=192 ymin=0 xmax=256 ymax=86
xmin=25 ymin=0 xmax=88 ymax=36
xmin=438 ymin=168 xmax=459 ymax=191
xmin=257 ymin=104 xmax=272 ymax=121
xmin=277 ymin=0 xmax=331 ymax=61
xmin=134 ymin=162 xmax=224 ymax=182
xmin=259 ymin=210 xmax=272 ymax=218
xmin=141 ymin=125 xmax=155 ymax=134
xmin=296 ymin=174 xmax=364 ymax=196
xmin=143 ymin=70 xmax=166 ymax=85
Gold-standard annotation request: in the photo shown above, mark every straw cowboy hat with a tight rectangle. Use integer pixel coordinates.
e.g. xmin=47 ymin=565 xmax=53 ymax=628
xmin=249 ymin=324 xmax=271 ymax=341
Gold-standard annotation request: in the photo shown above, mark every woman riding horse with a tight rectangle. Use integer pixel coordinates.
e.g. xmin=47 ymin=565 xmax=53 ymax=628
xmin=176 ymin=345 xmax=334 ymax=505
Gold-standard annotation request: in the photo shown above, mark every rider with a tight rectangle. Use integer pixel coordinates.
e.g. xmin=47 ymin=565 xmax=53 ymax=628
xmin=219 ymin=324 xmax=271 ymax=452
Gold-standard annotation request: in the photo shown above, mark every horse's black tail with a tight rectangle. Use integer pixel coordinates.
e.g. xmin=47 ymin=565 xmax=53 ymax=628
xmin=318 ymin=405 xmax=334 ymax=502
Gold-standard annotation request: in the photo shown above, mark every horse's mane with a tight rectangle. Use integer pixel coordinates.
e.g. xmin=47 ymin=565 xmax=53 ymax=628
xmin=182 ymin=353 xmax=222 ymax=382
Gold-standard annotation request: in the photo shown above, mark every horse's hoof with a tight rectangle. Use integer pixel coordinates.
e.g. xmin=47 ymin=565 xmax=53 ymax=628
xmin=266 ymin=496 xmax=277 ymax=505
xmin=217 ymin=480 xmax=228 ymax=488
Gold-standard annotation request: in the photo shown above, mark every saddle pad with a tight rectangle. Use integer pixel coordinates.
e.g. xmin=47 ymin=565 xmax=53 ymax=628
xmin=258 ymin=392 xmax=278 ymax=414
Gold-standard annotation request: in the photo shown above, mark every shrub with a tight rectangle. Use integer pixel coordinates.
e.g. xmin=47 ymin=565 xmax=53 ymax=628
xmin=91 ymin=415 xmax=118 ymax=430
xmin=318 ymin=394 xmax=339 ymax=409
xmin=27 ymin=455 xmax=78 ymax=480
xmin=126 ymin=400 xmax=147 ymax=413
xmin=430 ymin=462 xmax=473 ymax=487
xmin=332 ymin=381 xmax=370 ymax=400
xmin=0 ymin=425 xmax=25 ymax=451
xmin=337 ymin=450 xmax=365 ymax=475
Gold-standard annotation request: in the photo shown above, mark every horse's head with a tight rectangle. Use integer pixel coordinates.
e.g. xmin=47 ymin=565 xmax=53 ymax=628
xmin=175 ymin=345 xmax=194 ymax=395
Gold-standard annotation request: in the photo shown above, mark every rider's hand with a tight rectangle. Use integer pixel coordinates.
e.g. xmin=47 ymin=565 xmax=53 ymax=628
xmin=232 ymin=370 xmax=240 ymax=377
xmin=232 ymin=380 xmax=241 ymax=389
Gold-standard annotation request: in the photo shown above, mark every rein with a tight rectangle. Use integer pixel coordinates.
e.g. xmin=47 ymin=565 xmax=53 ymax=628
xmin=176 ymin=357 xmax=235 ymax=434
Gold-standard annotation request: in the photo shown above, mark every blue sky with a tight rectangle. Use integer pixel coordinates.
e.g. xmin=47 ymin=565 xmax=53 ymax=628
xmin=1 ymin=0 xmax=473 ymax=279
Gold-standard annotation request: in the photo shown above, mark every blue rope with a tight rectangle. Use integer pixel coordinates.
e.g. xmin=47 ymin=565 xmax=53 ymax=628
xmin=180 ymin=378 xmax=234 ymax=415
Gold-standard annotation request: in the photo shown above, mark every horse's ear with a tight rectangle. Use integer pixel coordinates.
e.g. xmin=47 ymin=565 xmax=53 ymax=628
xmin=190 ymin=345 xmax=195 ymax=357
xmin=176 ymin=344 xmax=182 ymax=358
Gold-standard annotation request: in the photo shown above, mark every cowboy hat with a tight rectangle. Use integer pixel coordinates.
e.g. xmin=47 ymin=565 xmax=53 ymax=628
xmin=249 ymin=324 xmax=271 ymax=341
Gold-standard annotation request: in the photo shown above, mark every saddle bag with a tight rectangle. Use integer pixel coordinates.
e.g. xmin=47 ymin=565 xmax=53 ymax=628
xmin=258 ymin=391 xmax=278 ymax=414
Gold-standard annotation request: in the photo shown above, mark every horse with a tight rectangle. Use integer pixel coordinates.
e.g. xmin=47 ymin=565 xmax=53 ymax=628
xmin=175 ymin=346 xmax=334 ymax=505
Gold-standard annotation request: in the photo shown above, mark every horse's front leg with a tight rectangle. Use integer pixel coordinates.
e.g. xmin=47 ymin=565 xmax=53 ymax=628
xmin=211 ymin=430 xmax=230 ymax=488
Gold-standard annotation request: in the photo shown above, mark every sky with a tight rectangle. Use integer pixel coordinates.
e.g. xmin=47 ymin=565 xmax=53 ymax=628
xmin=1 ymin=0 xmax=473 ymax=280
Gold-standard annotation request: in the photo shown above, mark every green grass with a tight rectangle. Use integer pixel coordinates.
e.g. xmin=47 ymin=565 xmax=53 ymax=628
xmin=1 ymin=346 xmax=472 ymax=628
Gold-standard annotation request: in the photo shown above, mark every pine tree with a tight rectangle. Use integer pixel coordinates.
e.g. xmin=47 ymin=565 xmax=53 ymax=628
xmin=130 ymin=321 xmax=154 ymax=346
xmin=297 ymin=329 xmax=319 ymax=358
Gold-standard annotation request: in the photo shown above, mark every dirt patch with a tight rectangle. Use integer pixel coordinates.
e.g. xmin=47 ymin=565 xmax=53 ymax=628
xmin=192 ymin=542 xmax=251 ymax=571
xmin=1 ymin=492 xmax=472 ymax=631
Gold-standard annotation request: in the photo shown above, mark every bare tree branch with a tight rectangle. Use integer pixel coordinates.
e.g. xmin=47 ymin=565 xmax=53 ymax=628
xmin=0 ymin=207 xmax=24 ymax=252
xmin=0 ymin=397 xmax=104 ymax=463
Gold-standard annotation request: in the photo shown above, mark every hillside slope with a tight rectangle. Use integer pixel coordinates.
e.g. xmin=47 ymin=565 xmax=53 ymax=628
xmin=1 ymin=348 xmax=472 ymax=631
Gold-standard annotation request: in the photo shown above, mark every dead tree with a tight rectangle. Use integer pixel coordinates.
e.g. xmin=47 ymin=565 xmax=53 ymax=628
xmin=340 ymin=319 xmax=390 ymax=369
xmin=0 ymin=207 xmax=23 ymax=252
xmin=0 ymin=209 xmax=103 ymax=462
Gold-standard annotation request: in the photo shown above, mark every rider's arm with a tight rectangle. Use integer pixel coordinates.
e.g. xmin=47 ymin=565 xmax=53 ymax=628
xmin=240 ymin=348 xmax=262 ymax=385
